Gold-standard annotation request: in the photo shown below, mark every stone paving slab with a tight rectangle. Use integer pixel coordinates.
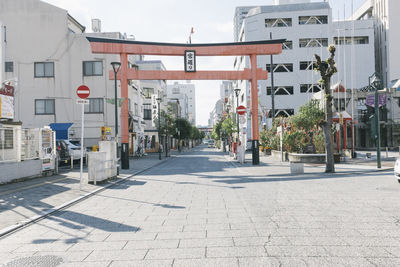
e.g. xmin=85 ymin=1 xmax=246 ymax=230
xmin=0 ymin=153 xmax=174 ymax=232
xmin=0 ymin=146 xmax=400 ymax=266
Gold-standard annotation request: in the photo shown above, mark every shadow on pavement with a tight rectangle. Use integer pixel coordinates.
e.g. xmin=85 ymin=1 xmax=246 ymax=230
xmin=210 ymin=169 xmax=393 ymax=185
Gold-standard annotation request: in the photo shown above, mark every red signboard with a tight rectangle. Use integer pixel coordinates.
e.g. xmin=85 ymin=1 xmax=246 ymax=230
xmin=76 ymin=85 xmax=90 ymax=99
xmin=236 ymin=105 xmax=246 ymax=115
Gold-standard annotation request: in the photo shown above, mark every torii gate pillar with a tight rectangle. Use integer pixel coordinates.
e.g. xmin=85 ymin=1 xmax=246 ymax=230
xmin=250 ymin=54 xmax=260 ymax=165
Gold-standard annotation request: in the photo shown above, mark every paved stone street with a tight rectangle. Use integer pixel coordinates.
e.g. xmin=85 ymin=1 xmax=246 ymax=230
xmin=1 ymin=146 xmax=399 ymax=266
xmin=0 ymin=152 xmax=171 ymax=231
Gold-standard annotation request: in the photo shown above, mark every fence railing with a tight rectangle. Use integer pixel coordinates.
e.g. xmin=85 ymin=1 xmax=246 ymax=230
xmin=0 ymin=127 xmax=55 ymax=163
xmin=0 ymin=128 xmax=19 ymax=162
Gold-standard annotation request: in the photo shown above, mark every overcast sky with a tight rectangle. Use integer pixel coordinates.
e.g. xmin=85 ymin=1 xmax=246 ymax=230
xmin=43 ymin=0 xmax=366 ymax=126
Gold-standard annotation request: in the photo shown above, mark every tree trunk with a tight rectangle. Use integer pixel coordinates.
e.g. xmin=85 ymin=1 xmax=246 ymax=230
xmin=323 ymin=80 xmax=335 ymax=173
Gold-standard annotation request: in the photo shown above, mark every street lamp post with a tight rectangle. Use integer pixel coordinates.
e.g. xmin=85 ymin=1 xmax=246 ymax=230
xmin=369 ymin=72 xmax=382 ymax=168
xmin=157 ymin=97 xmax=162 ymax=160
xmin=234 ymin=88 xmax=241 ymax=144
xmin=111 ymin=62 xmax=121 ymax=175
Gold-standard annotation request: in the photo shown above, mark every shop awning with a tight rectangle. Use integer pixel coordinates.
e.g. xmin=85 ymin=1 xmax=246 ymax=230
xmin=49 ymin=123 xmax=73 ymax=140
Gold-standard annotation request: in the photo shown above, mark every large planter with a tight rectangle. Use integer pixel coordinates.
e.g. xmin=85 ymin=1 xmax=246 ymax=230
xmin=288 ymin=153 xmax=326 ymax=164
xmin=263 ymin=149 xmax=271 ymax=156
xmin=271 ymin=150 xmax=288 ymax=161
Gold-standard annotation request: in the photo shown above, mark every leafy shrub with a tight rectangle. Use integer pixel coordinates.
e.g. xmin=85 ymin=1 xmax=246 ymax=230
xmin=313 ymin=129 xmax=325 ymax=153
xmin=282 ymin=129 xmax=308 ymax=153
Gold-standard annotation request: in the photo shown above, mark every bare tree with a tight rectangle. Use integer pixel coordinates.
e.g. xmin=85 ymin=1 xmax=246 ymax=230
xmin=314 ymin=45 xmax=337 ymax=173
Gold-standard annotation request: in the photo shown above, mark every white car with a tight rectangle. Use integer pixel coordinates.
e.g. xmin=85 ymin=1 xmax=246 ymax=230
xmin=208 ymin=140 xmax=215 ymax=148
xmin=395 ymin=158 xmax=400 ymax=183
xmin=64 ymin=140 xmax=86 ymax=160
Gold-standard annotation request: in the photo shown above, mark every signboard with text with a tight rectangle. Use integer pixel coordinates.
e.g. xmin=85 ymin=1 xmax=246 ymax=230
xmin=184 ymin=50 xmax=196 ymax=72
xmin=151 ymin=94 xmax=159 ymax=127
xmin=0 ymin=84 xmax=14 ymax=119
xmin=366 ymin=93 xmax=387 ymax=108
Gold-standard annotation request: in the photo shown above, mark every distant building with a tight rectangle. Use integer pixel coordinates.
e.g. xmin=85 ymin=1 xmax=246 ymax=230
xmin=208 ymin=99 xmax=223 ymax=128
xmin=166 ymin=82 xmax=196 ymax=125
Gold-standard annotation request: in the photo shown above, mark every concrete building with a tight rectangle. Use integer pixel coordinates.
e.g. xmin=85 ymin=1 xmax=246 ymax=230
xmin=234 ymin=1 xmax=375 ymax=142
xmin=136 ymin=60 xmax=167 ymax=152
xmin=351 ymin=0 xmax=400 ymax=87
xmin=208 ymin=99 xmax=224 ymax=128
xmin=0 ymin=0 xmax=145 ymax=153
xmin=0 ymin=22 xmax=5 ymax=85
xmin=166 ymin=82 xmax=196 ymax=125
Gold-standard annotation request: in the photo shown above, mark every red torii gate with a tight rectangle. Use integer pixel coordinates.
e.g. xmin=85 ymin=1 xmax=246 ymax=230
xmin=87 ymin=37 xmax=284 ymax=167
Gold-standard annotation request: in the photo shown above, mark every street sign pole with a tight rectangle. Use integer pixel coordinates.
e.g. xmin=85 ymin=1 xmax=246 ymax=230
xmin=375 ymin=88 xmax=381 ymax=168
xmin=76 ymin=85 xmax=90 ymax=190
xmin=80 ymin=101 xmax=84 ymax=190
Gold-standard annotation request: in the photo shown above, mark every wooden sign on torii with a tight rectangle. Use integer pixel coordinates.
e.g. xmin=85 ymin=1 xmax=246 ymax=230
xmin=87 ymin=37 xmax=284 ymax=167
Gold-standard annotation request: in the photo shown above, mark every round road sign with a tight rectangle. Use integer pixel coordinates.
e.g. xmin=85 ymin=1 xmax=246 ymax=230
xmin=236 ymin=105 xmax=246 ymax=115
xmin=76 ymin=85 xmax=90 ymax=99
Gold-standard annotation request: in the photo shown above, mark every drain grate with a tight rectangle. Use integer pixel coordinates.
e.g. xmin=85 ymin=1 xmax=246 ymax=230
xmin=5 ymin=255 xmax=63 ymax=267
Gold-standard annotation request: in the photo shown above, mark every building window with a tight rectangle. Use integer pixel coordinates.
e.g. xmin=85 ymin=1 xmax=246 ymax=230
xmin=334 ymin=36 xmax=369 ymax=45
xmin=266 ymin=86 xmax=294 ymax=95
xmin=275 ymin=109 xmax=294 ymax=117
xmin=143 ymin=104 xmax=152 ymax=120
xmin=265 ymin=18 xmax=292 ymax=27
xmin=35 ymin=99 xmax=55 ymax=115
xmin=299 ymin=16 xmax=328 ymax=25
xmin=84 ymin=98 xmax=103 ymax=113
xmin=266 ymin=63 xmax=293 ymax=73
xmin=0 ymin=129 xmax=14 ymax=149
xmin=5 ymin=62 xmax=13 ymax=72
xmin=299 ymin=38 xmax=328 ymax=48
xmin=34 ymin=62 xmax=54 ymax=78
xmin=299 ymin=61 xmax=317 ymax=70
xmin=134 ymin=103 xmax=139 ymax=116
xmin=300 ymin=84 xmax=322 ymax=93
xmin=143 ymin=88 xmax=154 ymax=99
xmin=83 ymin=61 xmax=103 ymax=76
xmin=282 ymin=41 xmax=293 ymax=50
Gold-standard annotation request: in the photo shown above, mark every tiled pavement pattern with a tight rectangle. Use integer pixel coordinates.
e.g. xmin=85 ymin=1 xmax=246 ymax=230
xmin=0 ymin=153 xmax=170 ymax=231
xmin=0 ymin=147 xmax=399 ymax=266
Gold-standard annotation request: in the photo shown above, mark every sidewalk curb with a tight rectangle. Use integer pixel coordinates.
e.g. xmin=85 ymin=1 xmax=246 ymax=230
xmin=224 ymin=154 xmax=394 ymax=173
xmin=0 ymin=156 xmax=173 ymax=239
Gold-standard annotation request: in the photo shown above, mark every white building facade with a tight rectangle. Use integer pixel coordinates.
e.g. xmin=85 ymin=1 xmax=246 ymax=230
xmin=166 ymin=82 xmax=196 ymax=125
xmin=352 ymin=0 xmax=400 ymax=87
xmin=234 ymin=1 xmax=375 ymax=139
xmin=137 ymin=60 xmax=168 ymax=152
xmin=0 ymin=0 xmax=144 ymax=151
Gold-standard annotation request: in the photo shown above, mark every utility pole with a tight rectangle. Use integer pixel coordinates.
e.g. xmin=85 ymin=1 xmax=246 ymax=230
xmin=270 ymin=32 xmax=275 ymax=121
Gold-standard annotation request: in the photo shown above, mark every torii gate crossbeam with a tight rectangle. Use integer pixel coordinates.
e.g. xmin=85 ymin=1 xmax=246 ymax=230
xmin=87 ymin=37 xmax=285 ymax=167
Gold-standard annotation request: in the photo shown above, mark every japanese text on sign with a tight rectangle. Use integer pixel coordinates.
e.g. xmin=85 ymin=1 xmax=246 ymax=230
xmin=151 ymin=94 xmax=159 ymax=127
xmin=184 ymin=50 xmax=196 ymax=72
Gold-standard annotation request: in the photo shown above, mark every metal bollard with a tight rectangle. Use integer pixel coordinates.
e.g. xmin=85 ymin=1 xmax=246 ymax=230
xmin=386 ymin=147 xmax=389 ymax=158
xmin=55 ymin=156 xmax=59 ymax=174
xmin=71 ymin=155 xmax=74 ymax=169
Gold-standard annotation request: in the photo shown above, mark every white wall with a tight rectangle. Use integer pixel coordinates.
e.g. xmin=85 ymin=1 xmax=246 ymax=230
xmin=0 ymin=0 xmax=143 ymax=147
xmin=235 ymin=1 xmax=375 ymax=139
xmin=0 ymin=22 xmax=4 ymax=84
xmin=387 ymin=0 xmax=400 ymax=83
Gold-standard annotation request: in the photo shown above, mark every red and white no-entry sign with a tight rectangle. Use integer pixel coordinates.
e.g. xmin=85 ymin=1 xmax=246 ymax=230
xmin=76 ymin=85 xmax=90 ymax=99
xmin=236 ymin=105 xmax=246 ymax=115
